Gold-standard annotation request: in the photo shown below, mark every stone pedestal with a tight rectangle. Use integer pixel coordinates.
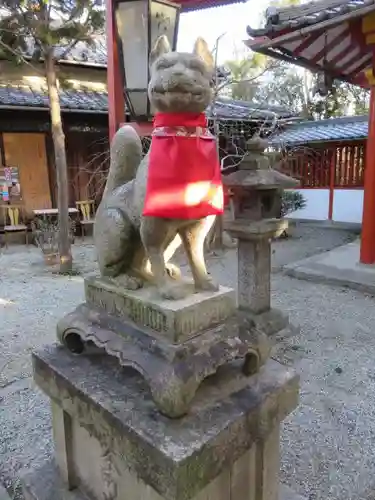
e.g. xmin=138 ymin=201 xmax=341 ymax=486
xmin=56 ymin=276 xmax=271 ymax=418
xmin=225 ymin=219 xmax=289 ymax=336
xmin=23 ymin=345 xmax=299 ymax=500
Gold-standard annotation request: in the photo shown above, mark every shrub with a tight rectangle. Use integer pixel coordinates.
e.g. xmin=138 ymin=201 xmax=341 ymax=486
xmin=31 ymin=218 xmax=76 ymax=256
xmin=281 ymin=190 xmax=307 ymax=217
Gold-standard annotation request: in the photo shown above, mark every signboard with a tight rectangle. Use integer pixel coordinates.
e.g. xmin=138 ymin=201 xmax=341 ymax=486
xmin=1 ymin=185 xmax=9 ymax=202
xmin=0 ymin=166 xmax=20 ymax=202
xmin=4 ymin=167 xmax=12 ymax=183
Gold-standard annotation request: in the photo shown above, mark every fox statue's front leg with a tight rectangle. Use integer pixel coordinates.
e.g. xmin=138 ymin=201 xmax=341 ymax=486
xmin=140 ymin=216 xmax=218 ymax=300
xmin=178 ymin=216 xmax=219 ymax=293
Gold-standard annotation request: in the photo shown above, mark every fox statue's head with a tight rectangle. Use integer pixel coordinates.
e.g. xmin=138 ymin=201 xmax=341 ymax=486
xmin=148 ymin=36 xmax=215 ymax=114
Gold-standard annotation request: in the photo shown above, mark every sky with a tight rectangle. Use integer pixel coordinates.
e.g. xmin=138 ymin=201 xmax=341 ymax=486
xmin=177 ymin=0 xmax=270 ymax=63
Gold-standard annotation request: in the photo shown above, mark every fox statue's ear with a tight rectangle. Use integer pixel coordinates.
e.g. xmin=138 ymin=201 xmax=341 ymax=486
xmin=150 ymin=35 xmax=171 ymax=67
xmin=193 ymin=37 xmax=214 ymax=72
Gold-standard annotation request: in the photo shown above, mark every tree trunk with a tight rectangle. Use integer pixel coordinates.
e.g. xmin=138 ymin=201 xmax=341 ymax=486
xmin=45 ymin=49 xmax=73 ymax=273
xmin=45 ymin=49 xmax=72 ymax=273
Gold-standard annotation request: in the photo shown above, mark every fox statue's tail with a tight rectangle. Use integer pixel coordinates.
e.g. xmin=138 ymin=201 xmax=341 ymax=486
xmin=101 ymin=125 xmax=143 ymax=199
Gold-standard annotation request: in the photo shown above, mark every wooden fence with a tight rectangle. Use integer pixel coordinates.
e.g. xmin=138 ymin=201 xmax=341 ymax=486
xmin=280 ymin=141 xmax=366 ymax=189
xmin=278 ymin=140 xmax=366 ymax=220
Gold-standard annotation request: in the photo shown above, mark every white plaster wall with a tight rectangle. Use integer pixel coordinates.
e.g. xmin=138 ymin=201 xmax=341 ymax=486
xmin=286 ymin=189 xmax=329 ymax=220
xmin=332 ymin=189 xmax=364 ymax=223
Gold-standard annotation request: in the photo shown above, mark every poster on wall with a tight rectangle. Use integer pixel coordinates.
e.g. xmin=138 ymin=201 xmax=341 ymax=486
xmin=0 ymin=166 xmax=21 ymax=202
xmin=4 ymin=167 xmax=11 ymax=183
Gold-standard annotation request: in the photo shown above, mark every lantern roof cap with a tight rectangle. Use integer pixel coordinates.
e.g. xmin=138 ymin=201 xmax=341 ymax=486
xmin=223 ymin=167 xmax=300 ymax=190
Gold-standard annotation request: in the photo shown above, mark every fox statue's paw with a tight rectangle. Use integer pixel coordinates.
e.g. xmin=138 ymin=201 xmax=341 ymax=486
xmin=195 ymin=277 xmax=219 ymax=293
xmin=160 ymin=283 xmax=190 ymax=301
xmin=110 ymin=274 xmax=143 ymax=290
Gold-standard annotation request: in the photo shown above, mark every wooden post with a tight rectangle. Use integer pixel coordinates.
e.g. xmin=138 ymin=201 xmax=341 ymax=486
xmin=106 ymin=0 xmax=125 ymax=142
xmin=360 ymin=87 xmax=375 ymax=263
xmin=360 ymin=15 xmax=375 ymax=263
xmin=328 ymin=148 xmax=335 ymax=220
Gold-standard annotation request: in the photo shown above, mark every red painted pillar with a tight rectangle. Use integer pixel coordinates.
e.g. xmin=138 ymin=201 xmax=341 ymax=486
xmin=328 ymin=149 xmax=335 ymax=220
xmin=106 ymin=0 xmax=125 ymax=142
xmin=360 ymin=86 xmax=375 ymax=263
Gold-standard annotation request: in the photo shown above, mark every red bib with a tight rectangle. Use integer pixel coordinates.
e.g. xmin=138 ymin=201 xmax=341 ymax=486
xmin=143 ymin=112 xmax=224 ymax=219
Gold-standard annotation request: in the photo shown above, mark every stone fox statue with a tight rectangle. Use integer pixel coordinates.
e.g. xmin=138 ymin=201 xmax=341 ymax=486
xmin=94 ymin=36 xmax=222 ymax=300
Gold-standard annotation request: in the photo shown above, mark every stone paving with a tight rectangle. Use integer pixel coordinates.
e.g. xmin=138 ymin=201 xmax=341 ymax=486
xmin=2 ymin=225 xmax=374 ymax=500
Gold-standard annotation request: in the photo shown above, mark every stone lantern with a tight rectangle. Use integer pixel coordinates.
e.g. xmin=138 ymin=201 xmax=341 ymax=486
xmin=114 ymin=0 xmax=181 ymax=121
xmin=224 ymin=136 xmax=299 ymax=335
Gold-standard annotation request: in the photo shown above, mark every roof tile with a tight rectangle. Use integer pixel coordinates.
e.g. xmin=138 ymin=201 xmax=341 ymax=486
xmin=0 ymin=85 xmax=295 ymax=120
xmin=269 ymin=115 xmax=368 ymax=146
xmin=248 ymin=0 xmax=375 ymax=37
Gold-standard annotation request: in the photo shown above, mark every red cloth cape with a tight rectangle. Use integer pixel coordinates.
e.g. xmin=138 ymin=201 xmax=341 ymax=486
xmin=143 ymin=112 xmax=224 ymax=219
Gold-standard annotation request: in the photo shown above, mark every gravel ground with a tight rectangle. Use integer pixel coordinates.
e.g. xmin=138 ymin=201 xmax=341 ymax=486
xmin=1 ymin=225 xmax=370 ymax=500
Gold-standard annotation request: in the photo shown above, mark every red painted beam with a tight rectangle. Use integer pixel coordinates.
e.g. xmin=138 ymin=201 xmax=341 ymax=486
xmin=106 ymin=0 xmax=125 ymax=142
xmin=310 ymin=27 xmax=350 ymax=65
xmin=339 ymin=50 xmax=366 ymax=74
xmin=360 ymin=86 xmax=375 ymax=264
xmin=328 ymin=150 xmax=336 ymax=220
xmin=342 ymin=54 xmax=372 ymax=79
xmin=293 ymin=30 xmax=325 ymax=58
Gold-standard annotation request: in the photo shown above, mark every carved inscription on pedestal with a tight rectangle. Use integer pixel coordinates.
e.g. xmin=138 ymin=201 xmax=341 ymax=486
xmin=85 ymin=282 xmax=168 ymax=333
xmin=177 ymin=297 xmax=234 ymax=338
xmin=84 ymin=278 xmax=236 ymax=342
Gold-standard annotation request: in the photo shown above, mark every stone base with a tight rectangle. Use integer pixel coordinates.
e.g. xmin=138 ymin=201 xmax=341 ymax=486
xmin=245 ymin=308 xmax=289 ymax=337
xmin=84 ymin=276 xmax=236 ymax=342
xmin=22 ymin=461 xmax=307 ymax=500
xmin=29 ymin=345 xmax=299 ymax=500
xmin=57 ymin=278 xmax=271 ymax=418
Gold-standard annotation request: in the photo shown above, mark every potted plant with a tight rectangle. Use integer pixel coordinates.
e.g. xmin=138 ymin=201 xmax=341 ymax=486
xmin=31 ymin=217 xmax=76 ymax=266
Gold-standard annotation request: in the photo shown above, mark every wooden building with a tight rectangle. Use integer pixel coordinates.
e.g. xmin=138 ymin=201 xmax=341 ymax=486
xmin=245 ymin=0 xmax=375 ymax=263
xmin=270 ymin=115 xmax=367 ymax=223
xmin=0 ymin=46 xmax=110 ymax=216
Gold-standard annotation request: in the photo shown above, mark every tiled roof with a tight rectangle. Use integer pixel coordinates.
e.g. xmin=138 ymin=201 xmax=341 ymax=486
xmin=207 ymin=97 xmax=295 ymax=120
xmin=268 ymin=115 xmax=368 ymax=146
xmin=25 ymin=40 xmax=233 ymax=75
xmin=178 ymin=0 xmax=246 ymax=11
xmin=22 ymin=38 xmax=108 ymax=68
xmin=0 ymin=85 xmax=295 ymax=120
xmin=0 ymin=85 xmax=108 ymax=112
xmin=247 ymin=0 xmax=375 ymax=37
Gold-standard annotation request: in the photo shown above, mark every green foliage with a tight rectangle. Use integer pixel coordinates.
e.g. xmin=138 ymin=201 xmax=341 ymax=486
xmin=224 ymin=53 xmax=273 ymax=101
xmin=252 ymin=63 xmax=309 ymax=115
xmin=225 ymin=0 xmax=370 ymax=119
xmin=0 ymin=0 xmax=105 ymax=63
xmin=281 ymin=190 xmax=307 ymax=217
xmin=225 ymin=56 xmax=370 ymax=119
